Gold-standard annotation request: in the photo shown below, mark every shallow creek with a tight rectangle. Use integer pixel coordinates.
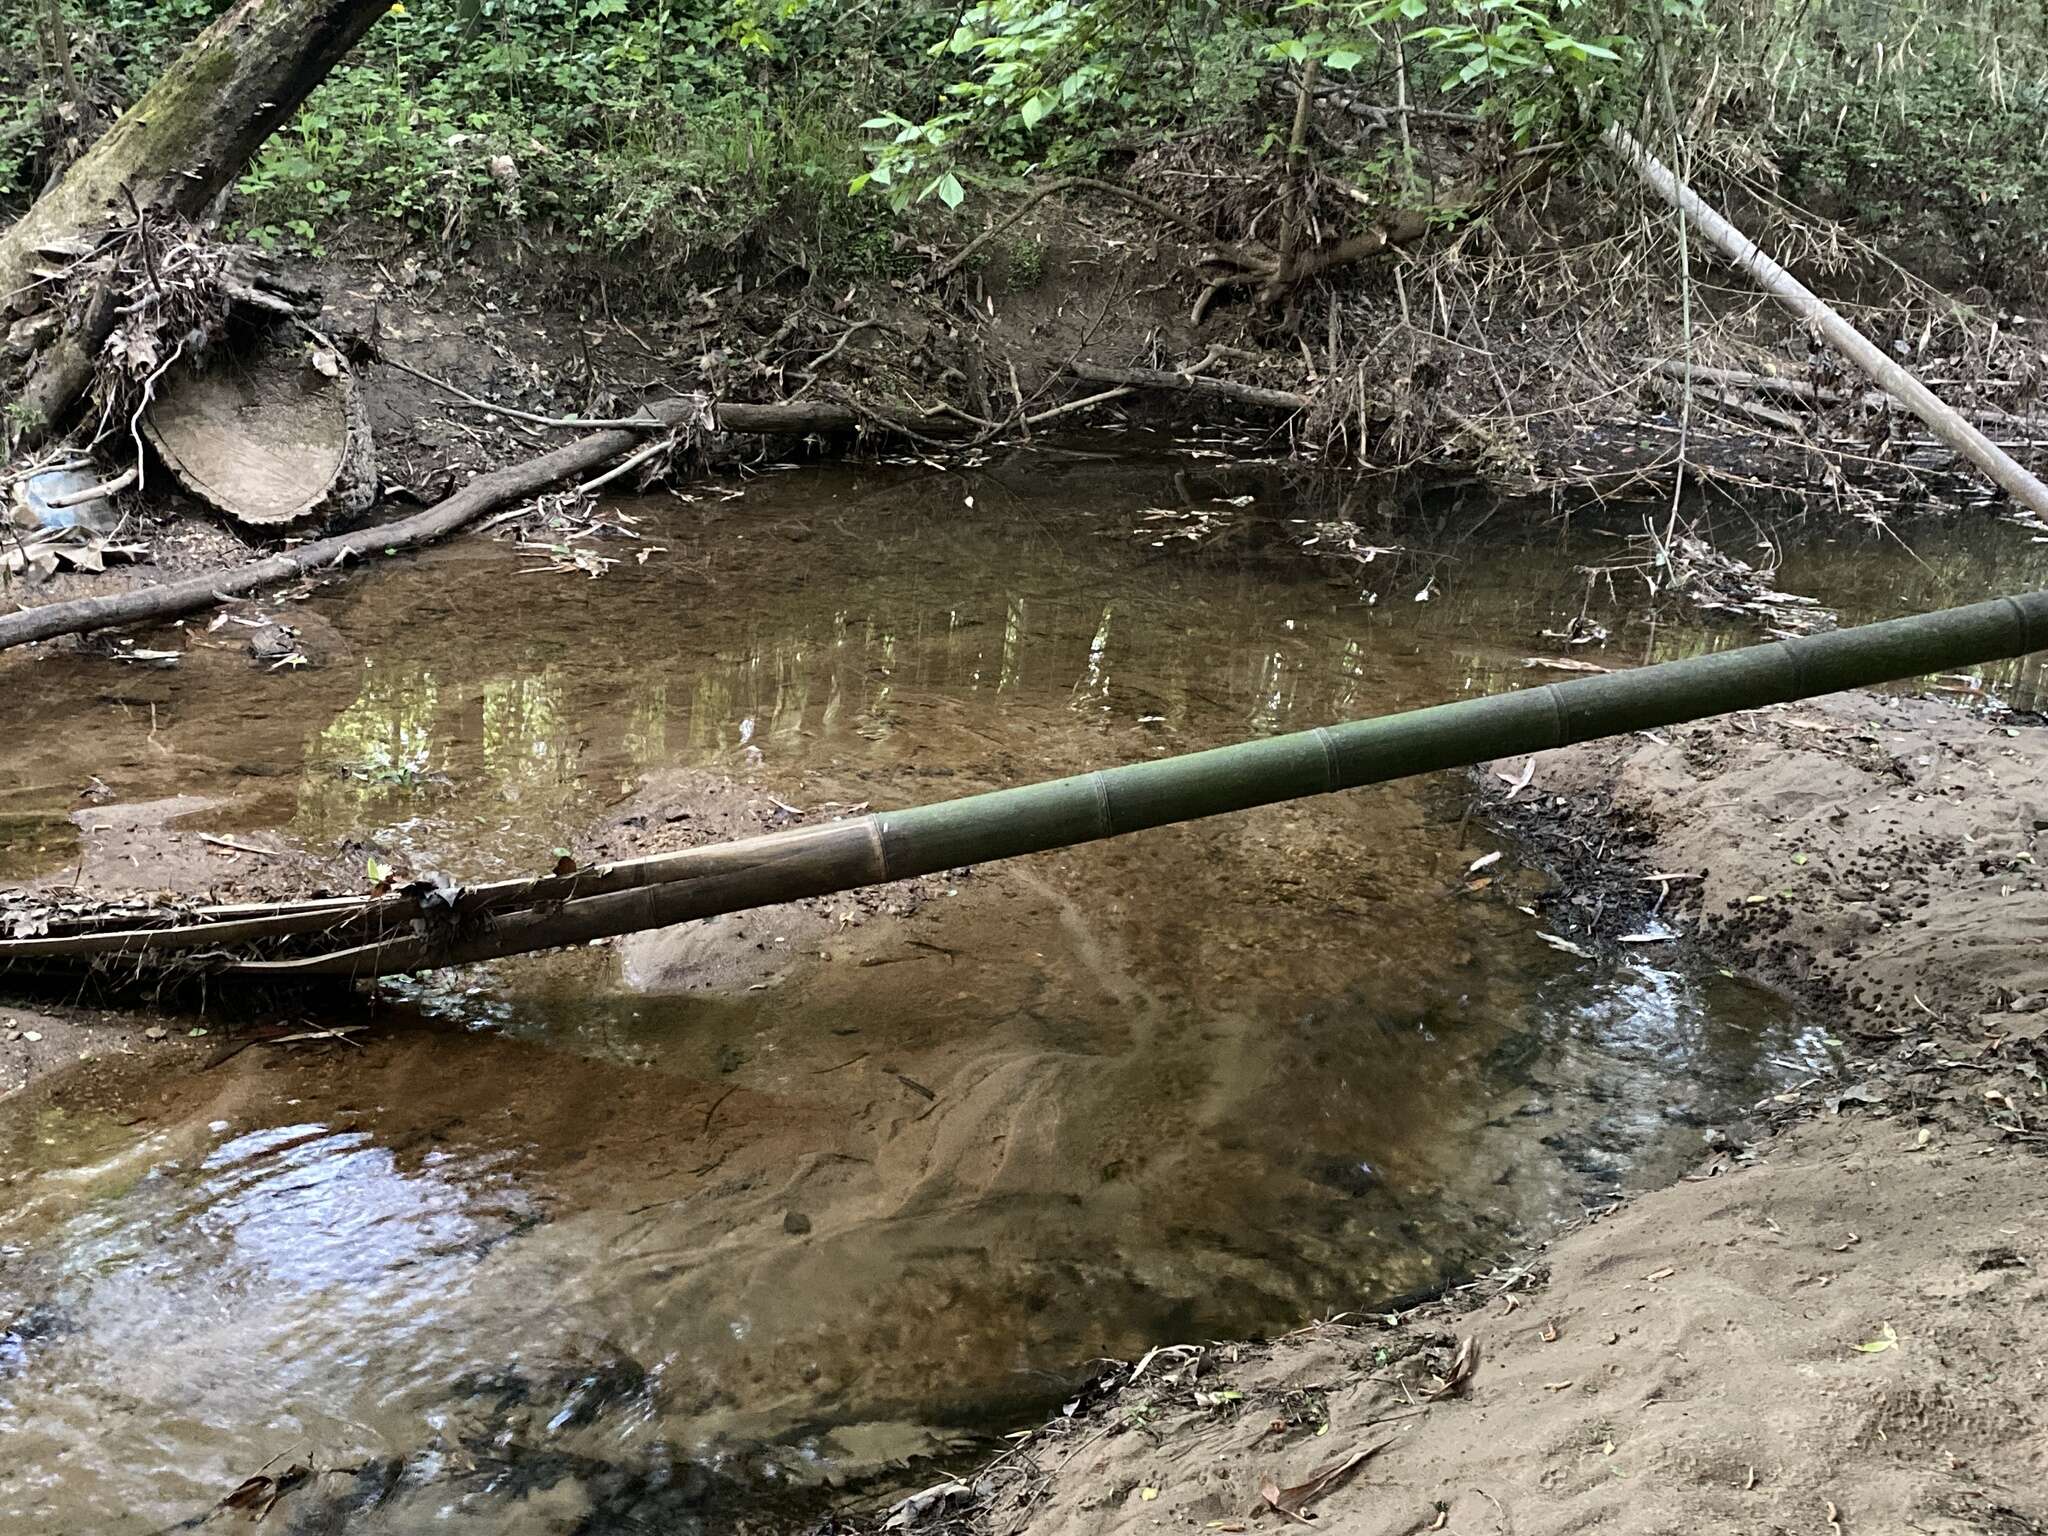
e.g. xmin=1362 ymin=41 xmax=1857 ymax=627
xmin=3 ymin=449 xmax=2045 ymax=1533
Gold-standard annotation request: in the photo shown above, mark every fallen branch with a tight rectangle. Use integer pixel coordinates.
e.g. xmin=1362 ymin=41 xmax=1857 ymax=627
xmin=378 ymin=355 xmax=665 ymax=430
xmin=1654 ymin=376 xmax=1809 ymax=434
xmin=0 ymin=400 xmax=701 ymax=651
xmin=1070 ymin=361 xmax=1311 ymax=412
xmin=1020 ymin=346 xmax=1232 ymax=428
xmin=1608 ymin=124 xmax=2048 ymax=518
xmin=0 ymin=392 xmax=981 ymax=651
xmin=43 ymin=465 xmax=137 ymax=507
xmin=1649 ymin=359 xmax=2048 ymax=432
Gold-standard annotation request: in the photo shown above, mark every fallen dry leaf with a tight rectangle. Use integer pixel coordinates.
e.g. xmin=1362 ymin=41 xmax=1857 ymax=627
xmin=1428 ymin=1336 xmax=1481 ymax=1400
xmin=1255 ymin=1439 xmax=1391 ymax=1523
xmin=218 ymin=1465 xmax=310 ymax=1521
xmin=221 ymin=1476 xmax=274 ymax=1512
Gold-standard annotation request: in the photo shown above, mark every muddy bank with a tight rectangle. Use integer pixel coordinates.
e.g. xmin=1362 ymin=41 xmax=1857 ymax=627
xmin=886 ymin=690 xmax=2048 ymax=1536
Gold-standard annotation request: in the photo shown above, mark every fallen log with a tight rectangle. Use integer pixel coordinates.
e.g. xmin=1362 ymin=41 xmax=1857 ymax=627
xmin=144 ymin=329 xmax=378 ymax=526
xmin=0 ymin=0 xmax=393 ymax=449
xmin=3 ymin=587 xmax=2041 ymax=983
xmin=1607 ymin=124 xmax=2048 ymax=519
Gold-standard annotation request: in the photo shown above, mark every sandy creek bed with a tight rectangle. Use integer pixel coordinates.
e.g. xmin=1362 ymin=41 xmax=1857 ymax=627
xmin=2 ymin=449 xmax=2046 ymax=1533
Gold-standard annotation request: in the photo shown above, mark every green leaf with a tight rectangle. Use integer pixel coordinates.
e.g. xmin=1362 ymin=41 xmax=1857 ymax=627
xmin=1324 ymin=47 xmax=1364 ymax=70
xmin=1020 ymin=93 xmax=1047 ymax=129
xmin=936 ymin=171 xmax=966 ymax=209
xmin=1853 ymin=1322 xmax=1898 ymax=1354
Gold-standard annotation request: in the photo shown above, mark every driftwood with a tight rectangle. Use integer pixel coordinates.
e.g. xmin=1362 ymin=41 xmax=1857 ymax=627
xmin=1607 ymin=124 xmax=2048 ymax=519
xmin=1 ymin=0 xmax=393 ymax=449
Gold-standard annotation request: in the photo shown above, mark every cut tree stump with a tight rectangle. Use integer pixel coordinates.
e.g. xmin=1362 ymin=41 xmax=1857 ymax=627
xmin=144 ymin=330 xmax=376 ymax=527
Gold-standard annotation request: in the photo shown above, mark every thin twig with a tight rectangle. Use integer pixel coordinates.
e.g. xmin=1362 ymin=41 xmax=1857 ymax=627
xmin=380 ymin=355 xmax=669 ymax=431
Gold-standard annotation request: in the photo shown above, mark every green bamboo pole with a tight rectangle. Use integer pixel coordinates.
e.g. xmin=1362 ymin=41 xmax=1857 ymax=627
xmin=228 ymin=588 xmax=2047 ymax=981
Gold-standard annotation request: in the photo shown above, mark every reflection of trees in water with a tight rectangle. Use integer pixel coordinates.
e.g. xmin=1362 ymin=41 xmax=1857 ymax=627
xmin=281 ymin=487 xmax=2048 ymax=874
xmin=293 ymin=663 xmax=598 ymax=866
xmin=311 ymin=661 xmax=442 ymax=783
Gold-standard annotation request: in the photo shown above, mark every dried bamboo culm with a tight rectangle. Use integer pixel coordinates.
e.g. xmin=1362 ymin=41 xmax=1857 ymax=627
xmin=1605 ymin=124 xmax=2048 ymax=519
xmin=4 ymin=589 xmax=2042 ymax=987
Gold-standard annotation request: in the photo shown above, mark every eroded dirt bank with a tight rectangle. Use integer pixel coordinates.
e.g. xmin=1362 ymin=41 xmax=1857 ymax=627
xmin=891 ymin=691 xmax=2048 ymax=1536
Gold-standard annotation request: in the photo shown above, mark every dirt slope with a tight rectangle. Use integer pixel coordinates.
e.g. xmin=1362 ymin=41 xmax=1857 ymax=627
xmin=880 ymin=692 xmax=2048 ymax=1536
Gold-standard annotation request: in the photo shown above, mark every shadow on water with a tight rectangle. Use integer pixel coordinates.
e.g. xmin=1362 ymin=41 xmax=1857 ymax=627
xmin=2 ymin=445 xmax=2044 ymax=1531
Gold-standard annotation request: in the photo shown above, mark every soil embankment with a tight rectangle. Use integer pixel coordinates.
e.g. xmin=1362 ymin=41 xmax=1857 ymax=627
xmin=901 ymin=691 xmax=2048 ymax=1536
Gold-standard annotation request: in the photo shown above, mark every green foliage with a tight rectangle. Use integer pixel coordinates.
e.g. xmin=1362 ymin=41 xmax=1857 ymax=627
xmin=851 ymin=0 xmax=1651 ymax=207
xmin=857 ymin=1 xmax=1278 ymax=207
xmin=220 ymin=0 xmax=933 ymax=264
xmin=1770 ymin=43 xmax=2048 ymax=277
xmin=3 ymin=0 xmax=2047 ymax=292
xmin=0 ymin=0 xmax=940 ymax=272
xmin=1400 ymin=0 xmax=1634 ymax=139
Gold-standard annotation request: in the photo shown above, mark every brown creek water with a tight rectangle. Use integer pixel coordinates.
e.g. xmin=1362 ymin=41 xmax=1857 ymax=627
xmin=3 ymin=447 xmax=2046 ymax=1535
